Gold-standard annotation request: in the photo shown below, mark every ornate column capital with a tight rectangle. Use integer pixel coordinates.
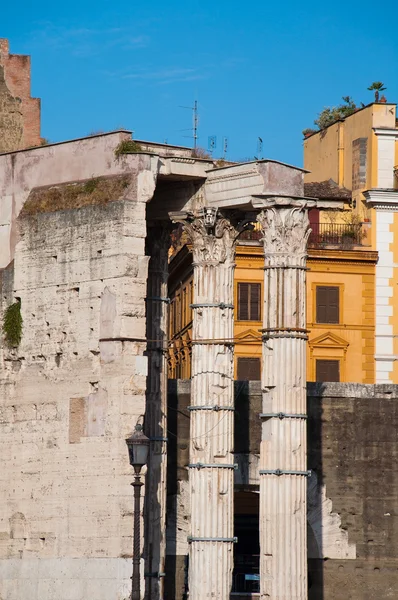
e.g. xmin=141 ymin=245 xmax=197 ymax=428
xmin=169 ymin=208 xmax=245 ymax=265
xmin=255 ymin=198 xmax=315 ymax=262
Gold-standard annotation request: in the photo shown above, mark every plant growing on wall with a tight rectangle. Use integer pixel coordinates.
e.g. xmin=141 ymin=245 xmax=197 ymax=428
xmin=2 ymin=300 xmax=23 ymax=347
xmin=314 ymin=97 xmax=358 ymax=130
xmin=114 ymin=139 xmax=143 ymax=157
xmin=367 ymin=82 xmax=386 ymax=103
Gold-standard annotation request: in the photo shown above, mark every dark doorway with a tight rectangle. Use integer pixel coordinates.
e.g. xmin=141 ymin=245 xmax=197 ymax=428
xmin=232 ymin=491 xmax=260 ymax=595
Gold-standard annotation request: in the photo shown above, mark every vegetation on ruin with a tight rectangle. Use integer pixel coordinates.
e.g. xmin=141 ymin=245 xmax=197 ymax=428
xmin=191 ymin=146 xmax=211 ymax=159
xmin=2 ymin=300 xmax=23 ymax=347
xmin=20 ymin=175 xmax=131 ymax=216
xmin=114 ymin=139 xmax=143 ymax=157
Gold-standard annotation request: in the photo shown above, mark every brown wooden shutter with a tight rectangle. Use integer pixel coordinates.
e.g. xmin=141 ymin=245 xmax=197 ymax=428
xmin=250 ymin=283 xmax=261 ymax=321
xmin=238 ymin=283 xmax=249 ymax=320
xmin=316 ymin=359 xmax=340 ymax=382
xmin=237 ymin=357 xmax=261 ymax=381
xmin=327 ymin=287 xmax=339 ymax=323
xmin=238 ymin=283 xmax=261 ymax=321
xmin=316 ymin=286 xmax=339 ymax=324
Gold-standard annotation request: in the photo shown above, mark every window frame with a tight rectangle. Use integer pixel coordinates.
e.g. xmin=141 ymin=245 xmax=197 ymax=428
xmin=236 ymin=281 xmax=262 ymax=322
xmin=313 ymin=283 xmax=344 ymax=326
xmin=315 ymin=358 xmax=340 ymax=382
xmin=236 ymin=356 xmax=261 ymax=381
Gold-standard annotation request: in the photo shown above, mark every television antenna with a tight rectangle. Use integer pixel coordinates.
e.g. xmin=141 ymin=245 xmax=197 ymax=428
xmin=222 ymin=137 xmax=228 ymax=159
xmin=179 ymin=100 xmax=198 ymax=149
xmin=254 ymin=137 xmax=263 ymax=160
xmin=208 ymin=135 xmax=217 ymax=153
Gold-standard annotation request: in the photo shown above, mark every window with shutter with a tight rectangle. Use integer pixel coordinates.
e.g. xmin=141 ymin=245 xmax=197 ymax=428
xmin=316 ymin=359 xmax=340 ymax=382
xmin=316 ymin=286 xmax=339 ymax=324
xmin=238 ymin=283 xmax=261 ymax=321
xmin=237 ymin=357 xmax=261 ymax=381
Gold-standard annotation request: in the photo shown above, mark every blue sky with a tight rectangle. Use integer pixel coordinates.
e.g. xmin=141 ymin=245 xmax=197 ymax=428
xmin=2 ymin=1 xmax=397 ymax=166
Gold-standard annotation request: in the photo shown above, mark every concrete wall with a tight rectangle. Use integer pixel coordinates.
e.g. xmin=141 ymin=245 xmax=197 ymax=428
xmin=167 ymin=380 xmax=398 ymax=600
xmin=0 ymin=156 xmax=157 ymax=599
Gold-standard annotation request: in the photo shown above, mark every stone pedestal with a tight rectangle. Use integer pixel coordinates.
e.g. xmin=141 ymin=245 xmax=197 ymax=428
xmin=145 ymin=223 xmax=171 ymax=600
xmin=171 ymin=208 xmax=239 ymax=600
xmin=256 ymin=199 xmax=313 ymax=600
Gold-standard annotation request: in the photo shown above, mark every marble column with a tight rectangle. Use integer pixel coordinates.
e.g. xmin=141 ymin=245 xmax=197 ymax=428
xmin=170 ymin=208 xmax=240 ymax=600
xmin=144 ymin=223 xmax=171 ymax=600
xmin=256 ymin=198 xmax=313 ymax=600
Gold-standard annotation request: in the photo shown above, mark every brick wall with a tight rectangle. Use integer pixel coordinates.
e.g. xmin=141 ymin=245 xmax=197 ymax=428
xmin=0 ymin=38 xmax=41 ymax=152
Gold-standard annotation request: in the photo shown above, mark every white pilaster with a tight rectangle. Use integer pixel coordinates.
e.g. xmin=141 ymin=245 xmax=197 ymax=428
xmin=364 ymin=189 xmax=398 ymax=383
xmin=256 ymin=199 xmax=313 ymax=600
xmin=374 ymin=128 xmax=398 ymax=189
xmin=171 ymin=208 xmax=240 ymax=600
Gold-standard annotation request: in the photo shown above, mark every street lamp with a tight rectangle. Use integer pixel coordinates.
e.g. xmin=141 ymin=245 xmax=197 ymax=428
xmin=126 ymin=424 xmax=150 ymax=600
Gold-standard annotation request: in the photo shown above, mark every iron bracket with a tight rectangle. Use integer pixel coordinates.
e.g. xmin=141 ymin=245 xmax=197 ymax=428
xmin=188 ymin=536 xmax=238 ymax=543
xmin=259 ymin=469 xmax=312 ymax=477
xmin=188 ymin=463 xmax=238 ymax=470
xmin=259 ymin=412 xmax=307 ymax=420
xmin=188 ymin=405 xmax=235 ymax=412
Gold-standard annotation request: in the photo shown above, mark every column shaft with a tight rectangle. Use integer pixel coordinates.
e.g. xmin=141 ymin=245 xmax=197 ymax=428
xmin=145 ymin=224 xmax=170 ymax=600
xmin=173 ymin=210 xmax=239 ymax=600
xmin=257 ymin=202 xmax=312 ymax=600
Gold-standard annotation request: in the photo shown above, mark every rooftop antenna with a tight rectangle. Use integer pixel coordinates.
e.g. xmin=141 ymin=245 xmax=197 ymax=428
xmin=256 ymin=137 xmax=263 ymax=160
xmin=222 ymin=137 xmax=228 ymax=159
xmin=208 ymin=135 xmax=217 ymax=154
xmin=179 ymin=100 xmax=198 ymax=149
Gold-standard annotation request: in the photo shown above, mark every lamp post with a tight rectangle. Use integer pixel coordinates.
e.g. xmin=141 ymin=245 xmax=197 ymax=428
xmin=126 ymin=424 xmax=150 ymax=600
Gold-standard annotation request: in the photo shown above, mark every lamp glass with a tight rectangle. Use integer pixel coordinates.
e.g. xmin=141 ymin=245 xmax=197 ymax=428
xmin=126 ymin=425 xmax=150 ymax=468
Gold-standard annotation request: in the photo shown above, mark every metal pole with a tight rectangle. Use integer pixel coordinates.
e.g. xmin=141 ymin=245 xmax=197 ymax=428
xmin=132 ymin=471 xmax=143 ymax=600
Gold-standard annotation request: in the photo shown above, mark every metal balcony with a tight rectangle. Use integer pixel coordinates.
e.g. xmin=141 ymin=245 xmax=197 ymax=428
xmin=308 ymin=222 xmax=364 ymax=248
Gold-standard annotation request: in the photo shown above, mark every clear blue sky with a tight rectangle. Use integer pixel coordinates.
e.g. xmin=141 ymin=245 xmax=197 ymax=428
xmin=2 ymin=1 xmax=397 ymax=166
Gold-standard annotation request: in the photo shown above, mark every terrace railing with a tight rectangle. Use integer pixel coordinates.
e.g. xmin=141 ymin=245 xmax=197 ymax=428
xmin=308 ymin=222 xmax=364 ymax=248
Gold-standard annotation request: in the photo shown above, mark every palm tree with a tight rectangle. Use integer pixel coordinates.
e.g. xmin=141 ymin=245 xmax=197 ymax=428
xmin=367 ymin=82 xmax=386 ymax=103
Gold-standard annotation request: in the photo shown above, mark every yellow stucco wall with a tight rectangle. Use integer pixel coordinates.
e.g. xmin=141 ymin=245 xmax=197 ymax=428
xmin=391 ymin=213 xmax=398 ymax=382
xmin=232 ymin=246 xmax=376 ymax=383
xmin=168 ymin=246 xmax=376 ymax=384
xmin=304 ymin=123 xmax=340 ymax=184
xmin=306 ymin=252 xmax=375 ymax=383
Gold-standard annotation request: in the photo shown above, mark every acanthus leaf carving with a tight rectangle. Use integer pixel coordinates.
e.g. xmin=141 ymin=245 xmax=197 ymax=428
xmin=257 ymin=206 xmax=311 ymax=258
xmin=171 ymin=209 xmax=241 ymax=265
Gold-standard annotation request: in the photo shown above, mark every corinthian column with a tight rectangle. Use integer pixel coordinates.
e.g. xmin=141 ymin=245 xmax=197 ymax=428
xmin=255 ymin=198 xmax=314 ymax=600
xmin=144 ymin=222 xmax=171 ymax=600
xmin=170 ymin=207 xmax=241 ymax=600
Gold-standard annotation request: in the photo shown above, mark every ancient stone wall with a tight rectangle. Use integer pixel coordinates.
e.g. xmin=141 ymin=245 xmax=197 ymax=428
xmin=167 ymin=380 xmax=398 ymax=600
xmin=0 ymin=39 xmax=41 ymax=153
xmin=0 ymin=164 xmax=155 ymax=599
xmin=307 ymin=382 xmax=398 ymax=600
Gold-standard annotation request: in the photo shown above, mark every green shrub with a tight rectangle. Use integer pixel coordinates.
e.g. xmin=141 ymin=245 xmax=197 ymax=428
xmin=114 ymin=140 xmax=143 ymax=157
xmin=3 ymin=300 xmax=23 ymax=347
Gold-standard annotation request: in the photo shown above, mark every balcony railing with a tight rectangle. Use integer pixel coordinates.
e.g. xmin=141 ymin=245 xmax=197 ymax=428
xmin=308 ymin=222 xmax=364 ymax=248
xmin=239 ymin=221 xmax=365 ymax=248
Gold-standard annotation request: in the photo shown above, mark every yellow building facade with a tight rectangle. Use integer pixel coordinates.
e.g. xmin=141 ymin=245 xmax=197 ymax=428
xmin=168 ymin=240 xmax=377 ymax=383
xmin=304 ymin=101 xmax=398 ymax=382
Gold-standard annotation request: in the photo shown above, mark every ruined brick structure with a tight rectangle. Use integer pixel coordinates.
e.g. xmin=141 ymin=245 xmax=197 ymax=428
xmin=0 ymin=39 xmax=41 ymax=153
